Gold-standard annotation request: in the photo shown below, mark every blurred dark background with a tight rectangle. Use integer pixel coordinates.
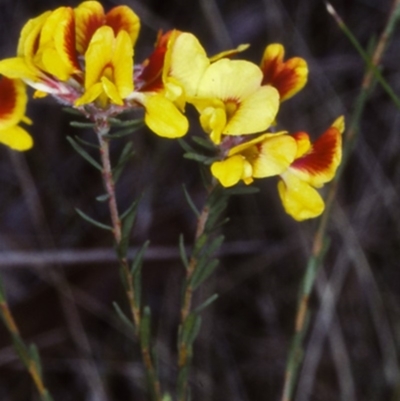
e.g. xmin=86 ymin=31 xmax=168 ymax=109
xmin=1 ymin=0 xmax=400 ymax=400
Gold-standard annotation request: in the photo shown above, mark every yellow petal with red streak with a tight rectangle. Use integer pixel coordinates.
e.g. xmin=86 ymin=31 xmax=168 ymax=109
xmin=106 ymin=5 xmax=140 ymax=47
xmin=74 ymin=1 xmax=105 ymax=54
xmin=0 ymin=57 xmax=41 ymax=81
xmin=0 ymin=78 xmax=27 ymax=130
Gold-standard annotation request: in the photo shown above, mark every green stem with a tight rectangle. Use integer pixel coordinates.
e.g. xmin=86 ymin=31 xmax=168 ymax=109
xmin=0 ymin=277 xmax=54 ymax=401
xmin=281 ymin=1 xmax=400 ymax=400
xmin=94 ymin=120 xmax=161 ymax=401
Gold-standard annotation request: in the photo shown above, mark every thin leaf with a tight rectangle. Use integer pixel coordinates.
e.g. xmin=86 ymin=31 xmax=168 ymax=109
xmin=194 ymin=294 xmax=219 ymax=314
xmin=181 ymin=313 xmax=202 ymax=347
xmin=131 ymin=240 xmax=150 ymax=275
xmin=191 ymin=135 xmax=216 ymax=151
xmin=140 ymin=306 xmax=152 ymax=349
xmin=96 ymin=193 xmax=110 ymax=202
xmin=73 ymin=135 xmax=99 ymax=149
xmin=224 ymin=185 xmax=260 ymax=195
xmin=62 ymin=107 xmax=85 ymax=116
xmin=191 ymin=259 xmax=219 ymax=290
xmin=0 ymin=275 xmax=5 ymax=302
xmin=179 ymin=234 xmax=189 ymax=269
xmin=69 ymin=121 xmax=96 ymax=128
xmin=113 ymin=301 xmax=135 ymax=332
xmin=29 ymin=344 xmax=42 ymax=378
xmin=103 ymin=125 xmax=143 ymax=139
xmin=192 ymin=233 xmax=208 ymax=257
xmin=67 ymin=136 xmax=102 ymax=171
xmin=203 ymin=235 xmax=224 ymax=259
xmin=182 ymin=185 xmax=200 ymax=217
xmin=75 ymin=208 xmax=112 ymax=231
xmin=183 ymin=152 xmax=218 ymax=164
xmin=118 ymin=198 xmax=140 ymax=258
xmin=109 ymin=117 xmax=144 ymax=128
xmin=113 ymin=142 xmax=135 ymax=183
xmin=178 ymin=138 xmax=195 ymax=153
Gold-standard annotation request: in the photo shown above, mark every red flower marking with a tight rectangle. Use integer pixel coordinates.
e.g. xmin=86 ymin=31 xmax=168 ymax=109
xmin=0 ymin=77 xmax=17 ymax=120
xmin=77 ymin=14 xmax=104 ymax=54
xmin=136 ymin=31 xmax=172 ymax=92
xmin=262 ymin=56 xmax=302 ymax=100
xmin=64 ymin=14 xmax=80 ymax=71
xmin=291 ymin=127 xmax=340 ymax=175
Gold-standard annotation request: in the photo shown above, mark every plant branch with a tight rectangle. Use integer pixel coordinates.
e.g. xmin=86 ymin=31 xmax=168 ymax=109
xmin=94 ymin=120 xmax=161 ymax=401
xmin=280 ymin=1 xmax=400 ymax=400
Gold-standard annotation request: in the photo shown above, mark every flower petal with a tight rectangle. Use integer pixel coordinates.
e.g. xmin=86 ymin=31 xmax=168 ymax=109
xmin=143 ymin=94 xmax=188 ymax=138
xmin=166 ymin=32 xmax=210 ymax=98
xmin=37 ymin=7 xmax=79 ymax=80
xmin=224 ymin=85 xmax=279 ymax=136
xmin=75 ymin=82 xmax=103 ymax=105
xmin=251 ymin=134 xmax=297 ymax=177
xmin=261 ymin=43 xmax=308 ymax=101
xmin=211 ymin=155 xmax=246 ymax=187
xmin=197 ymin=59 xmax=263 ymax=101
xmin=0 ymin=57 xmax=41 ymax=81
xmin=278 ymin=172 xmax=324 ymax=221
xmin=111 ymin=30 xmax=134 ymax=98
xmin=84 ymin=26 xmax=113 ymax=90
xmin=17 ymin=11 xmax=51 ymax=58
xmin=101 ymin=76 xmax=123 ymax=105
xmin=291 ymin=125 xmax=342 ymax=187
xmin=74 ymin=1 xmax=105 ymax=54
xmin=0 ymin=125 xmax=33 ymax=151
xmin=0 ymin=78 xmax=27 ymax=130
xmin=106 ymin=5 xmax=140 ymax=47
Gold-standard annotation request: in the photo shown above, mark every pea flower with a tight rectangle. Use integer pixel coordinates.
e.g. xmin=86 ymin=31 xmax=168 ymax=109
xmin=278 ymin=116 xmax=344 ymax=221
xmin=211 ymin=133 xmax=297 ymax=187
xmin=0 ymin=77 xmax=32 ymax=151
xmin=190 ymin=59 xmax=280 ymax=144
xmin=260 ymin=43 xmax=308 ymax=102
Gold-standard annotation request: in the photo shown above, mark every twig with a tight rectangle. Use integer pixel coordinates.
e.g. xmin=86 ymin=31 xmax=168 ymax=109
xmin=280 ymin=1 xmax=400 ymax=400
xmin=94 ymin=120 xmax=162 ymax=401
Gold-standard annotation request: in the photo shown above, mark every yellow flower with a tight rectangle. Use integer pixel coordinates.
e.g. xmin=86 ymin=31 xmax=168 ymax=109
xmin=211 ymin=132 xmax=297 ymax=187
xmin=0 ymin=1 xmax=140 ymax=107
xmin=260 ymin=44 xmax=308 ymax=102
xmin=75 ymin=26 xmax=134 ymax=107
xmin=191 ymin=59 xmax=280 ymax=144
xmin=277 ymin=116 xmax=344 ymax=221
xmin=0 ymin=77 xmax=32 ymax=151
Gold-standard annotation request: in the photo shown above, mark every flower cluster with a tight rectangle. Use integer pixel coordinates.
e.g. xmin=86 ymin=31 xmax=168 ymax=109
xmin=0 ymin=1 xmax=343 ymax=220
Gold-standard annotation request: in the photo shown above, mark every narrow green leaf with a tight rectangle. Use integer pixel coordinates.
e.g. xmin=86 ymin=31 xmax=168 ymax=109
xmin=177 ymin=366 xmax=190 ymax=399
xmin=69 ymin=121 xmax=96 ymax=128
xmin=133 ymin=260 xmax=142 ymax=310
xmin=140 ymin=306 xmax=152 ymax=349
xmin=75 ymin=208 xmax=113 ymax=231
xmin=179 ymin=234 xmax=189 ymax=269
xmin=182 ymin=185 xmax=200 ymax=217
xmin=192 ymin=232 xmax=208 ymax=257
xmin=191 ymin=259 xmax=219 ymax=290
xmin=62 ymin=107 xmax=84 ymax=116
xmin=11 ymin=334 xmax=29 ymax=368
xmin=96 ymin=193 xmax=110 ymax=202
xmin=113 ymin=301 xmax=135 ymax=332
xmin=224 ymin=185 xmax=260 ymax=195
xmin=183 ymin=152 xmax=218 ymax=164
xmin=178 ymin=138 xmax=195 ymax=153
xmin=0 ymin=275 xmax=6 ymax=302
xmin=113 ymin=141 xmax=135 ymax=183
xmin=205 ymin=200 xmax=228 ymax=232
xmin=118 ymin=198 xmax=140 ymax=258
xmin=194 ymin=294 xmax=219 ymax=314
xmin=131 ymin=240 xmax=150 ymax=275
xmin=182 ymin=314 xmax=202 ymax=347
xmin=203 ymin=235 xmax=224 ymax=259
xmin=103 ymin=125 xmax=143 ymax=139
xmin=109 ymin=117 xmax=144 ymax=128
xmin=72 ymin=135 xmax=99 ymax=149
xmin=67 ymin=136 xmax=102 ymax=171
xmin=191 ymin=135 xmax=216 ymax=150
xmin=29 ymin=344 xmax=42 ymax=378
